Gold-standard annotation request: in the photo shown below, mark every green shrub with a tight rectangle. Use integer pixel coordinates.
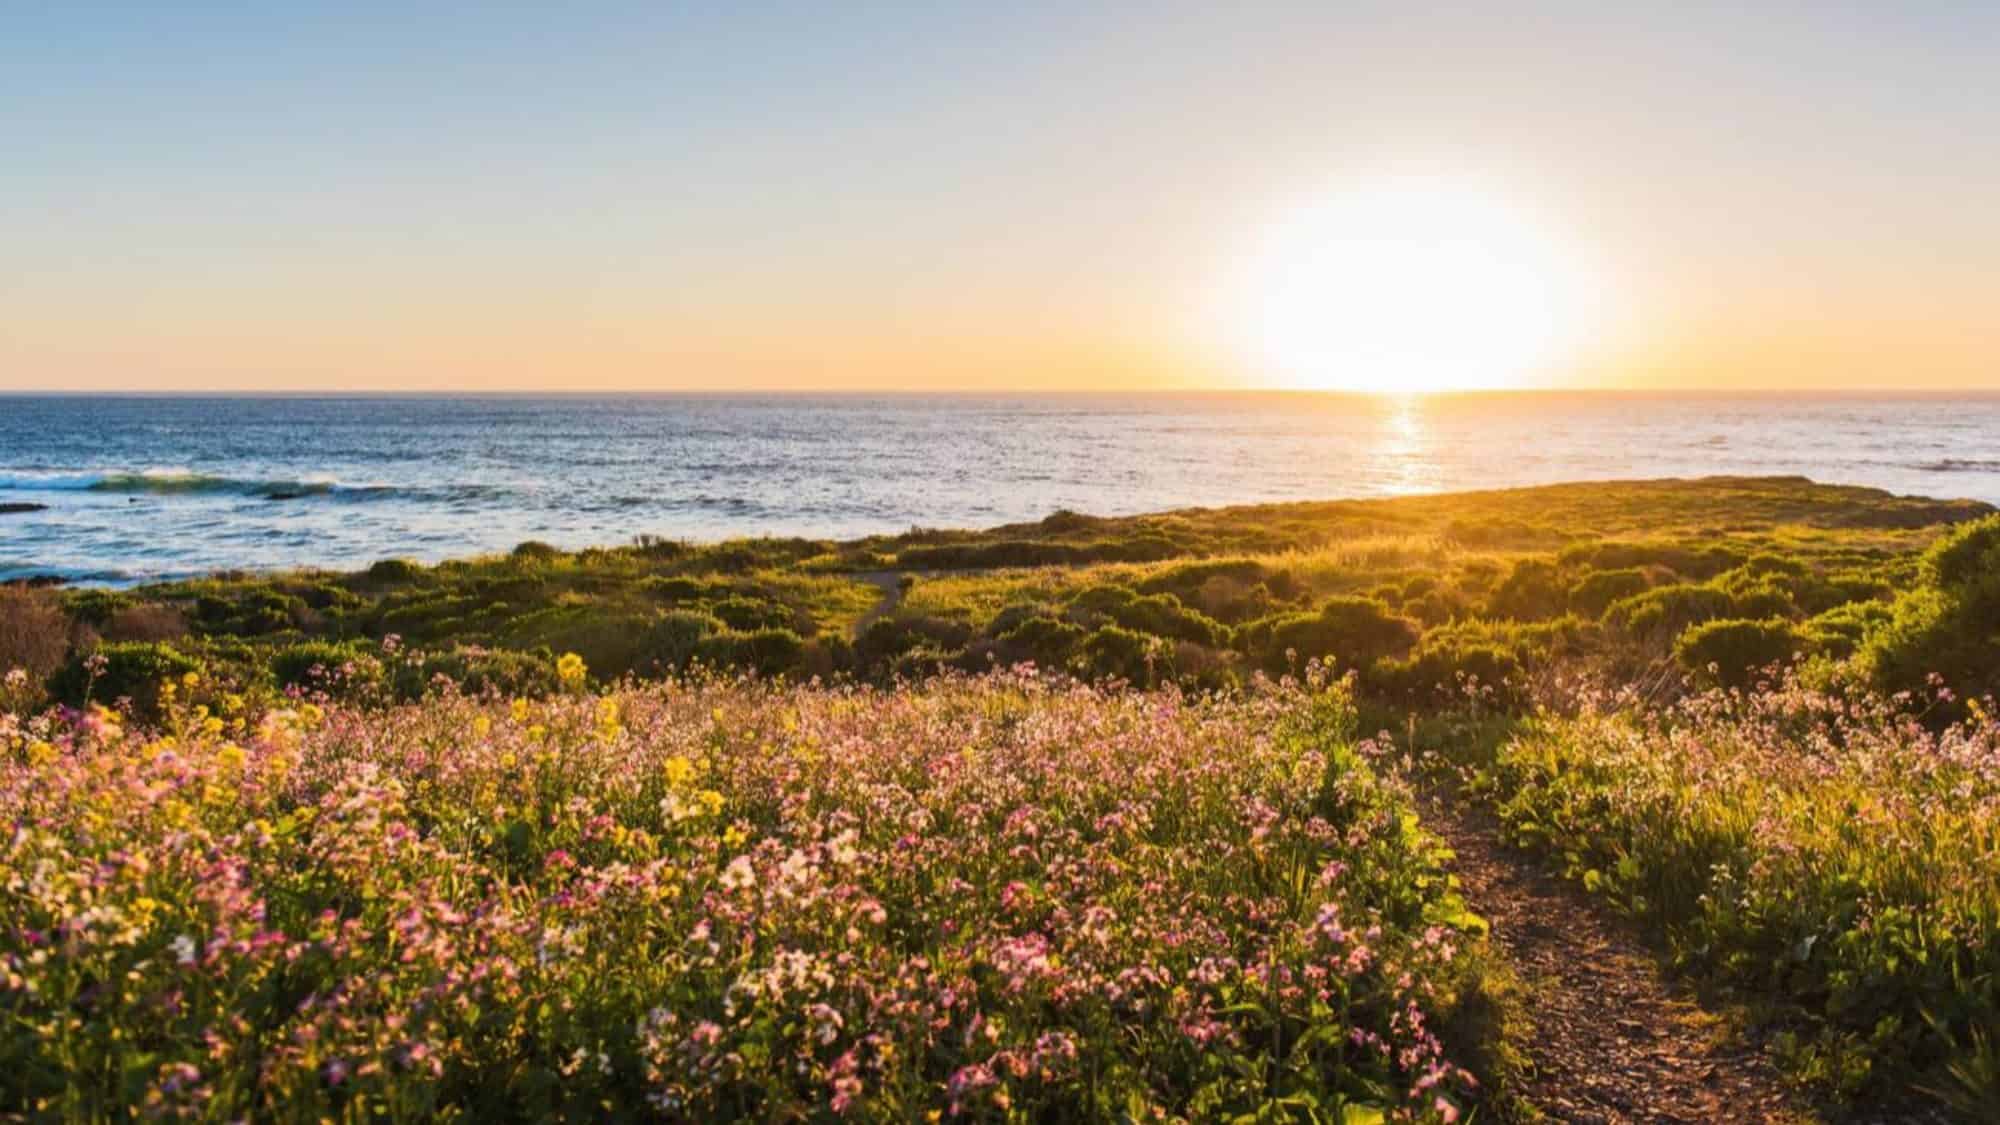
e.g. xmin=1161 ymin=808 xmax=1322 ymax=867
xmin=1558 ymin=540 xmax=1743 ymax=580
xmin=284 ymin=581 xmax=361 ymax=612
xmin=984 ymin=602 xmax=1055 ymax=638
xmin=367 ymin=558 xmax=426 ymax=583
xmin=1485 ymin=559 xmax=1566 ymax=621
xmin=994 ymin=615 xmax=1086 ymax=667
xmin=393 ymin=647 xmax=557 ymax=700
xmin=1374 ymin=639 xmax=1525 ymax=709
xmin=1803 ymin=601 xmax=1893 ymax=659
xmin=271 ymin=641 xmax=384 ymax=697
xmin=709 ymin=596 xmax=792 ymax=633
xmin=1250 ymin=596 xmax=1419 ymax=678
xmin=1793 ymin=573 xmax=1893 ymax=616
xmin=1078 ymin=625 xmax=1165 ymax=686
xmin=1674 ymin=618 xmax=1806 ymax=687
xmin=61 ymin=588 xmax=135 ymax=628
xmin=500 ymin=606 xmax=661 ymax=680
xmin=1603 ymin=583 xmax=1737 ymax=635
xmin=643 ymin=576 xmax=730 ymax=603
xmin=1860 ymin=515 xmax=2000 ymax=702
xmin=511 ymin=540 xmax=563 ymax=562
xmin=855 ymin=615 xmax=971 ymax=673
xmin=374 ymin=593 xmax=481 ymax=638
xmin=192 ymin=588 xmax=306 ymax=636
xmin=50 ymin=641 xmax=201 ymax=716
xmin=1065 ymin=585 xmax=1224 ymax=646
xmin=1133 ymin=559 xmax=1266 ymax=598
xmin=694 ymin=628 xmax=806 ymax=677
xmin=1566 ymin=567 xmax=1649 ymax=617
xmin=636 ymin=610 xmax=725 ymax=674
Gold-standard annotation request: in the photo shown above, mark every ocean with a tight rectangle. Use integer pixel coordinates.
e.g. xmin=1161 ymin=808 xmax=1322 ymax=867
xmin=2 ymin=392 xmax=1996 ymax=585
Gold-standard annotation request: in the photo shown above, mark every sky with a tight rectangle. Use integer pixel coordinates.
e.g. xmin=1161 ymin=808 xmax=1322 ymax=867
xmin=2 ymin=2 xmax=1995 ymax=393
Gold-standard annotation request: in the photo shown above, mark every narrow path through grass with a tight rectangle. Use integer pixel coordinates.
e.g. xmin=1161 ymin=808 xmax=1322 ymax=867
xmin=1417 ymin=787 xmax=1818 ymax=1124
xmin=848 ymin=569 xmax=906 ymax=640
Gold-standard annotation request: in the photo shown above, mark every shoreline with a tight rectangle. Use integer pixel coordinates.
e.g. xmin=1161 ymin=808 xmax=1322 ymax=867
xmin=4 ymin=473 xmax=1989 ymax=591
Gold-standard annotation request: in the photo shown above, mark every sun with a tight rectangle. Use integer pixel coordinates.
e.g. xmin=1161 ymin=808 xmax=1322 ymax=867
xmin=1223 ymin=176 xmax=1604 ymax=393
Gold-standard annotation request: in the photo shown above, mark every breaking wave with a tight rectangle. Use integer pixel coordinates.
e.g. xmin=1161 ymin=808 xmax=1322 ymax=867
xmin=0 ymin=468 xmax=397 ymax=500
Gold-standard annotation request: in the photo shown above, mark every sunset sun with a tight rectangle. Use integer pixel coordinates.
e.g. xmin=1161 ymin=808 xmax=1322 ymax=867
xmin=1227 ymin=177 xmax=1604 ymax=393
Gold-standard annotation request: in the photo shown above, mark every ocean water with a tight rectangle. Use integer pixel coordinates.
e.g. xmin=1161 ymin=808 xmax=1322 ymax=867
xmin=2 ymin=392 xmax=1996 ymax=584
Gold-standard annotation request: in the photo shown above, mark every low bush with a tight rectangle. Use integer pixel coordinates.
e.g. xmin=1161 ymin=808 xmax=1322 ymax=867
xmin=1603 ymin=583 xmax=1738 ymax=636
xmin=100 ymin=603 xmax=189 ymax=643
xmin=1803 ymin=601 xmax=1893 ymax=659
xmin=1566 ymin=567 xmax=1649 ymax=617
xmin=366 ymin=557 xmax=426 ymax=583
xmin=694 ymin=627 xmax=806 ymax=677
xmin=635 ymin=609 xmax=725 ymax=675
xmin=1077 ymin=624 xmax=1166 ymax=686
xmin=1859 ymin=514 xmax=2000 ymax=703
xmin=1485 ymin=559 xmax=1567 ymax=621
xmin=0 ymin=588 xmax=70 ymax=684
xmin=992 ymin=614 xmax=1085 ymax=667
xmin=1673 ymin=618 xmax=1806 ymax=688
xmin=1246 ymin=596 xmax=1420 ymax=679
xmin=271 ymin=641 xmax=385 ymax=698
xmin=49 ymin=641 xmax=201 ymax=716
xmin=708 ymin=595 xmax=793 ymax=633
xmin=854 ymin=615 xmax=971 ymax=674
xmin=392 ymin=647 xmax=558 ymax=701
xmin=1374 ymin=638 xmax=1525 ymax=710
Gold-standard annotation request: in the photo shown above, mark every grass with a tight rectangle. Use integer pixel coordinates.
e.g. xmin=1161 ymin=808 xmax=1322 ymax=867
xmin=6 ymin=474 xmax=2000 ymax=1117
xmin=1481 ymin=682 xmax=2000 ymax=1105
xmin=7 ymin=476 xmax=1979 ymax=717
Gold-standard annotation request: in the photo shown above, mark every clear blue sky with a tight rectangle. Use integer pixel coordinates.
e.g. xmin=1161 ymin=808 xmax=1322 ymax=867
xmin=3 ymin=2 xmax=1995 ymax=390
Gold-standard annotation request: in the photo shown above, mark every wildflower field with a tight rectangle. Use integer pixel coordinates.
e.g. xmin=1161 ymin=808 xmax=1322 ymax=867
xmin=7 ymin=478 xmax=2000 ymax=1118
xmin=1485 ymin=681 xmax=2000 ymax=1109
xmin=0 ymin=670 xmax=1488 ymax=1121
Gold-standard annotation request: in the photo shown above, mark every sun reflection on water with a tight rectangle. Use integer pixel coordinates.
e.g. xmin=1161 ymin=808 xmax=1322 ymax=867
xmin=1372 ymin=394 xmax=1440 ymax=495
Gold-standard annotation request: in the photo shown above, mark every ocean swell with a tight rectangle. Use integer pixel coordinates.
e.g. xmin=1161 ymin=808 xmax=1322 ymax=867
xmin=0 ymin=469 xmax=398 ymax=500
xmin=1913 ymin=459 xmax=2000 ymax=474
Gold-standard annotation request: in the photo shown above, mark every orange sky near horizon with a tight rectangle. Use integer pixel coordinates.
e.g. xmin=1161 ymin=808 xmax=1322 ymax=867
xmin=3 ymin=5 xmax=1995 ymax=395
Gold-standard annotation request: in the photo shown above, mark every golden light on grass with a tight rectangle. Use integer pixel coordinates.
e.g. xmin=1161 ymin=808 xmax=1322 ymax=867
xmin=1223 ymin=175 xmax=1607 ymax=393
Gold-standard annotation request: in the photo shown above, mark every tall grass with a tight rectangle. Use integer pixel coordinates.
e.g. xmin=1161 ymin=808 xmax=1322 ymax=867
xmin=1488 ymin=678 xmax=2000 ymax=1102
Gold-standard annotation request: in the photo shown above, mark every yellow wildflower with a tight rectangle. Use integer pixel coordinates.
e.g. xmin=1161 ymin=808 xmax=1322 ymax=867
xmin=663 ymin=755 xmax=695 ymax=788
xmin=556 ymin=652 xmax=587 ymax=687
xmin=510 ymin=697 xmax=531 ymax=722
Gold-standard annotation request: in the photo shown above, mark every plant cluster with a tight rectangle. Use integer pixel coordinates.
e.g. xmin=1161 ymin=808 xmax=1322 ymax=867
xmin=0 ymin=669 xmax=1488 ymax=1121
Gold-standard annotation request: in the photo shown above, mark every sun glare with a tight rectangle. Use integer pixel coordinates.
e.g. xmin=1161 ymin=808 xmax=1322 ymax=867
xmin=1225 ymin=176 xmax=1604 ymax=393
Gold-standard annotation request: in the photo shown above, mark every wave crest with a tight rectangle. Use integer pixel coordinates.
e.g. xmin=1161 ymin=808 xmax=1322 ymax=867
xmin=0 ymin=469 xmax=396 ymax=499
xmin=1914 ymin=458 xmax=2000 ymax=474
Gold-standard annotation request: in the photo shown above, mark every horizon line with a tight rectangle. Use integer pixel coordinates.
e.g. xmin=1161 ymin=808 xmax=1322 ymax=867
xmin=6 ymin=386 xmax=2000 ymax=399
